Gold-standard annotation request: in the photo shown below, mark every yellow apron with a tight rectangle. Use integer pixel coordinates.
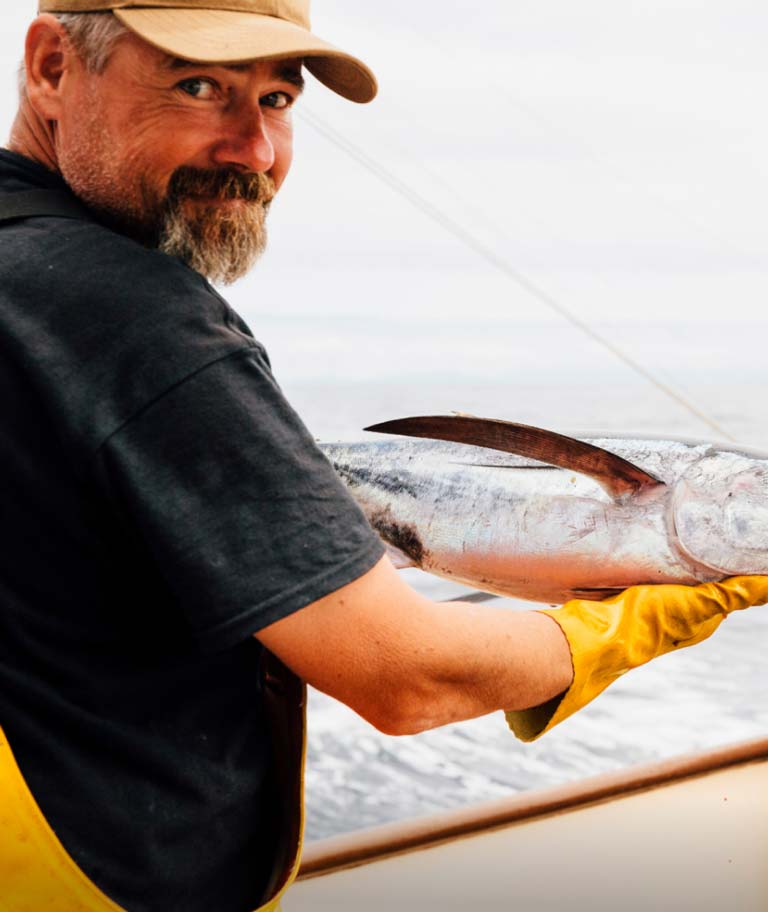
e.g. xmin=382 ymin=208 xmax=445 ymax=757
xmin=0 ymin=652 xmax=306 ymax=912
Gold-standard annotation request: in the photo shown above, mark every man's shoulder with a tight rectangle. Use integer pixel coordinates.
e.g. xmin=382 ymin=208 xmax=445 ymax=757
xmin=0 ymin=208 xmax=257 ymax=349
xmin=3 ymin=212 xmax=212 ymax=311
xmin=0 ymin=212 xmax=261 ymax=454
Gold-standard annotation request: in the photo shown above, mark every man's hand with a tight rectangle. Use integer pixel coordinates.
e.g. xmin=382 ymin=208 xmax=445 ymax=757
xmin=256 ymin=556 xmax=573 ymax=736
xmin=506 ymin=576 xmax=768 ymax=742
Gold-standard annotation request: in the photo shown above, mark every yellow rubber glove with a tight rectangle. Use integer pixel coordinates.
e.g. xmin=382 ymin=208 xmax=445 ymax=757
xmin=506 ymin=576 xmax=768 ymax=742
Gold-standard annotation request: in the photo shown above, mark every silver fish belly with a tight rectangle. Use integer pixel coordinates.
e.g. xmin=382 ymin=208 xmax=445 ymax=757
xmin=319 ymin=416 xmax=768 ymax=604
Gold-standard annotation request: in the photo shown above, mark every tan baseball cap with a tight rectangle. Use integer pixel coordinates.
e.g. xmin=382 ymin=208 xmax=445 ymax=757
xmin=37 ymin=0 xmax=378 ymax=103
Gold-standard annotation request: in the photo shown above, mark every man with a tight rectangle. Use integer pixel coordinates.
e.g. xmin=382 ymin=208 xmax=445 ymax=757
xmin=0 ymin=3 xmax=765 ymax=910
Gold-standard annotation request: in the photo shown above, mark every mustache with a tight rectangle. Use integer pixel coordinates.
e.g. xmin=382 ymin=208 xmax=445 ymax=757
xmin=165 ymin=167 xmax=276 ymax=205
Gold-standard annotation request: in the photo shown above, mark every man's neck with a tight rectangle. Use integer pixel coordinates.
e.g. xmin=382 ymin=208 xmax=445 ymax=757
xmin=8 ymin=101 xmax=59 ymax=175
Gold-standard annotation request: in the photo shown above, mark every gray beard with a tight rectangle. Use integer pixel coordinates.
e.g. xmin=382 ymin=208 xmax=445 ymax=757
xmin=55 ymin=91 xmax=275 ymax=284
xmin=151 ymin=167 xmax=275 ymax=285
xmin=157 ymin=197 xmax=270 ymax=286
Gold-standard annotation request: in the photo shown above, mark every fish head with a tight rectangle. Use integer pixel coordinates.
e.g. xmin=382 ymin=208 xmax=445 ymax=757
xmin=673 ymin=452 xmax=768 ymax=575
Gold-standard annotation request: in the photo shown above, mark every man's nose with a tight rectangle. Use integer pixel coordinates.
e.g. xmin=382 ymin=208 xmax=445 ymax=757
xmin=211 ymin=107 xmax=275 ymax=173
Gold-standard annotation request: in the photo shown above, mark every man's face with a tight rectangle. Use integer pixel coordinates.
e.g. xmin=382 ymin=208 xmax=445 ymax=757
xmin=54 ymin=31 xmax=302 ymax=284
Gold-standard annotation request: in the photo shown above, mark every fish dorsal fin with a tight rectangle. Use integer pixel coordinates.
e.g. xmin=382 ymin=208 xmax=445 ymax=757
xmin=364 ymin=415 xmax=664 ymax=498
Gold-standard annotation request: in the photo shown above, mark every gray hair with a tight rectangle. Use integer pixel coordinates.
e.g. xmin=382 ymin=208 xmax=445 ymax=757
xmin=19 ymin=12 xmax=129 ymax=94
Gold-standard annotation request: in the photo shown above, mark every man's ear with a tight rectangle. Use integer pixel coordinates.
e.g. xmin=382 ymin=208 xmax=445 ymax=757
xmin=24 ymin=14 xmax=78 ymax=121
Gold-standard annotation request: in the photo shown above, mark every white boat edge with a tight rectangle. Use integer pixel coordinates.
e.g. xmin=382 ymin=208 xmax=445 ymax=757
xmin=287 ymin=737 xmax=768 ymax=910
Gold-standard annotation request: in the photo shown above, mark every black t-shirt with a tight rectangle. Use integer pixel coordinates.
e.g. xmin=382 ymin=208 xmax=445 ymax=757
xmin=0 ymin=150 xmax=384 ymax=911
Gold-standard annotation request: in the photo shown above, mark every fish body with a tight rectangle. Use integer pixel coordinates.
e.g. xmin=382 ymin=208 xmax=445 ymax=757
xmin=320 ymin=418 xmax=768 ymax=604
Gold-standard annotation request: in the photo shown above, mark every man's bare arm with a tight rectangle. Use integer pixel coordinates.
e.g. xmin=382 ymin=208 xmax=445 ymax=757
xmin=256 ymin=555 xmax=573 ymax=736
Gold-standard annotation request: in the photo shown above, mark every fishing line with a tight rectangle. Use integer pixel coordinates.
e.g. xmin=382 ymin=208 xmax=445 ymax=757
xmin=299 ymin=107 xmax=737 ymax=443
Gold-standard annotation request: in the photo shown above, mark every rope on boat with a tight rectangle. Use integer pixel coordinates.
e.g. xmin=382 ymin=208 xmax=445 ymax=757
xmin=299 ymin=107 xmax=738 ymax=444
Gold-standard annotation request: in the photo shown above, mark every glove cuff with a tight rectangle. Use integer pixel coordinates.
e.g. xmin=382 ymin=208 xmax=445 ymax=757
xmin=506 ymin=595 xmax=727 ymax=742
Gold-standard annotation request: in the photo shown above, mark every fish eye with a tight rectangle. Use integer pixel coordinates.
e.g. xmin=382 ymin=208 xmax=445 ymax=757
xmin=178 ymin=77 xmax=218 ymax=100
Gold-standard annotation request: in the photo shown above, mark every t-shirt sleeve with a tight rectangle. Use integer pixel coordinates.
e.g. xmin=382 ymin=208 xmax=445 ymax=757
xmin=94 ymin=345 xmax=385 ymax=652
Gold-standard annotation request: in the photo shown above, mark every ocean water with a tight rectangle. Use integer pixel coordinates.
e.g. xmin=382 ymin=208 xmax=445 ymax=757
xmin=288 ymin=371 xmax=768 ymax=843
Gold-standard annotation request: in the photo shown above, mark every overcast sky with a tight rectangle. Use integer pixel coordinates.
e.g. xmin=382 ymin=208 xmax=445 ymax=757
xmin=2 ymin=3 xmax=768 ymax=441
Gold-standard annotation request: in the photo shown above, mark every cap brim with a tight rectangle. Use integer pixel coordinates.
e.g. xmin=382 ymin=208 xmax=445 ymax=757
xmin=113 ymin=8 xmax=377 ymax=103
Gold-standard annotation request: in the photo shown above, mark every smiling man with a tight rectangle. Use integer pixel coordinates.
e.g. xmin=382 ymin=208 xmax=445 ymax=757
xmin=19 ymin=11 xmax=310 ymax=280
xmin=1 ymin=3 xmax=767 ymax=912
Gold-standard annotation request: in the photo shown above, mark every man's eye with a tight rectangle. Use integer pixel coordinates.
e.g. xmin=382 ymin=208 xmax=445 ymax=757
xmin=178 ymin=78 xmax=218 ymax=100
xmin=262 ymin=91 xmax=292 ymax=110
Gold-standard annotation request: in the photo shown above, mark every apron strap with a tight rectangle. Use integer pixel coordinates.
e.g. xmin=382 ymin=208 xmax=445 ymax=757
xmin=0 ymin=189 xmax=91 ymax=224
xmin=0 ymin=726 xmax=128 ymax=911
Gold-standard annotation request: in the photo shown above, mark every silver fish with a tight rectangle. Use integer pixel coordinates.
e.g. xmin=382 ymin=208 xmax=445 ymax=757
xmin=319 ymin=415 xmax=768 ymax=604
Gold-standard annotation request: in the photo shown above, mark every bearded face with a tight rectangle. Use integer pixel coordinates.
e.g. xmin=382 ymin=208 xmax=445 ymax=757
xmin=61 ymin=142 xmax=276 ymax=285
xmin=53 ymin=39 xmax=297 ymax=286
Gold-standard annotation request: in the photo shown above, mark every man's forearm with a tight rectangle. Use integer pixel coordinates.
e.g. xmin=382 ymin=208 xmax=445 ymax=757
xmin=259 ymin=557 xmax=574 ymax=737
xmin=372 ymin=600 xmax=573 ymax=736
